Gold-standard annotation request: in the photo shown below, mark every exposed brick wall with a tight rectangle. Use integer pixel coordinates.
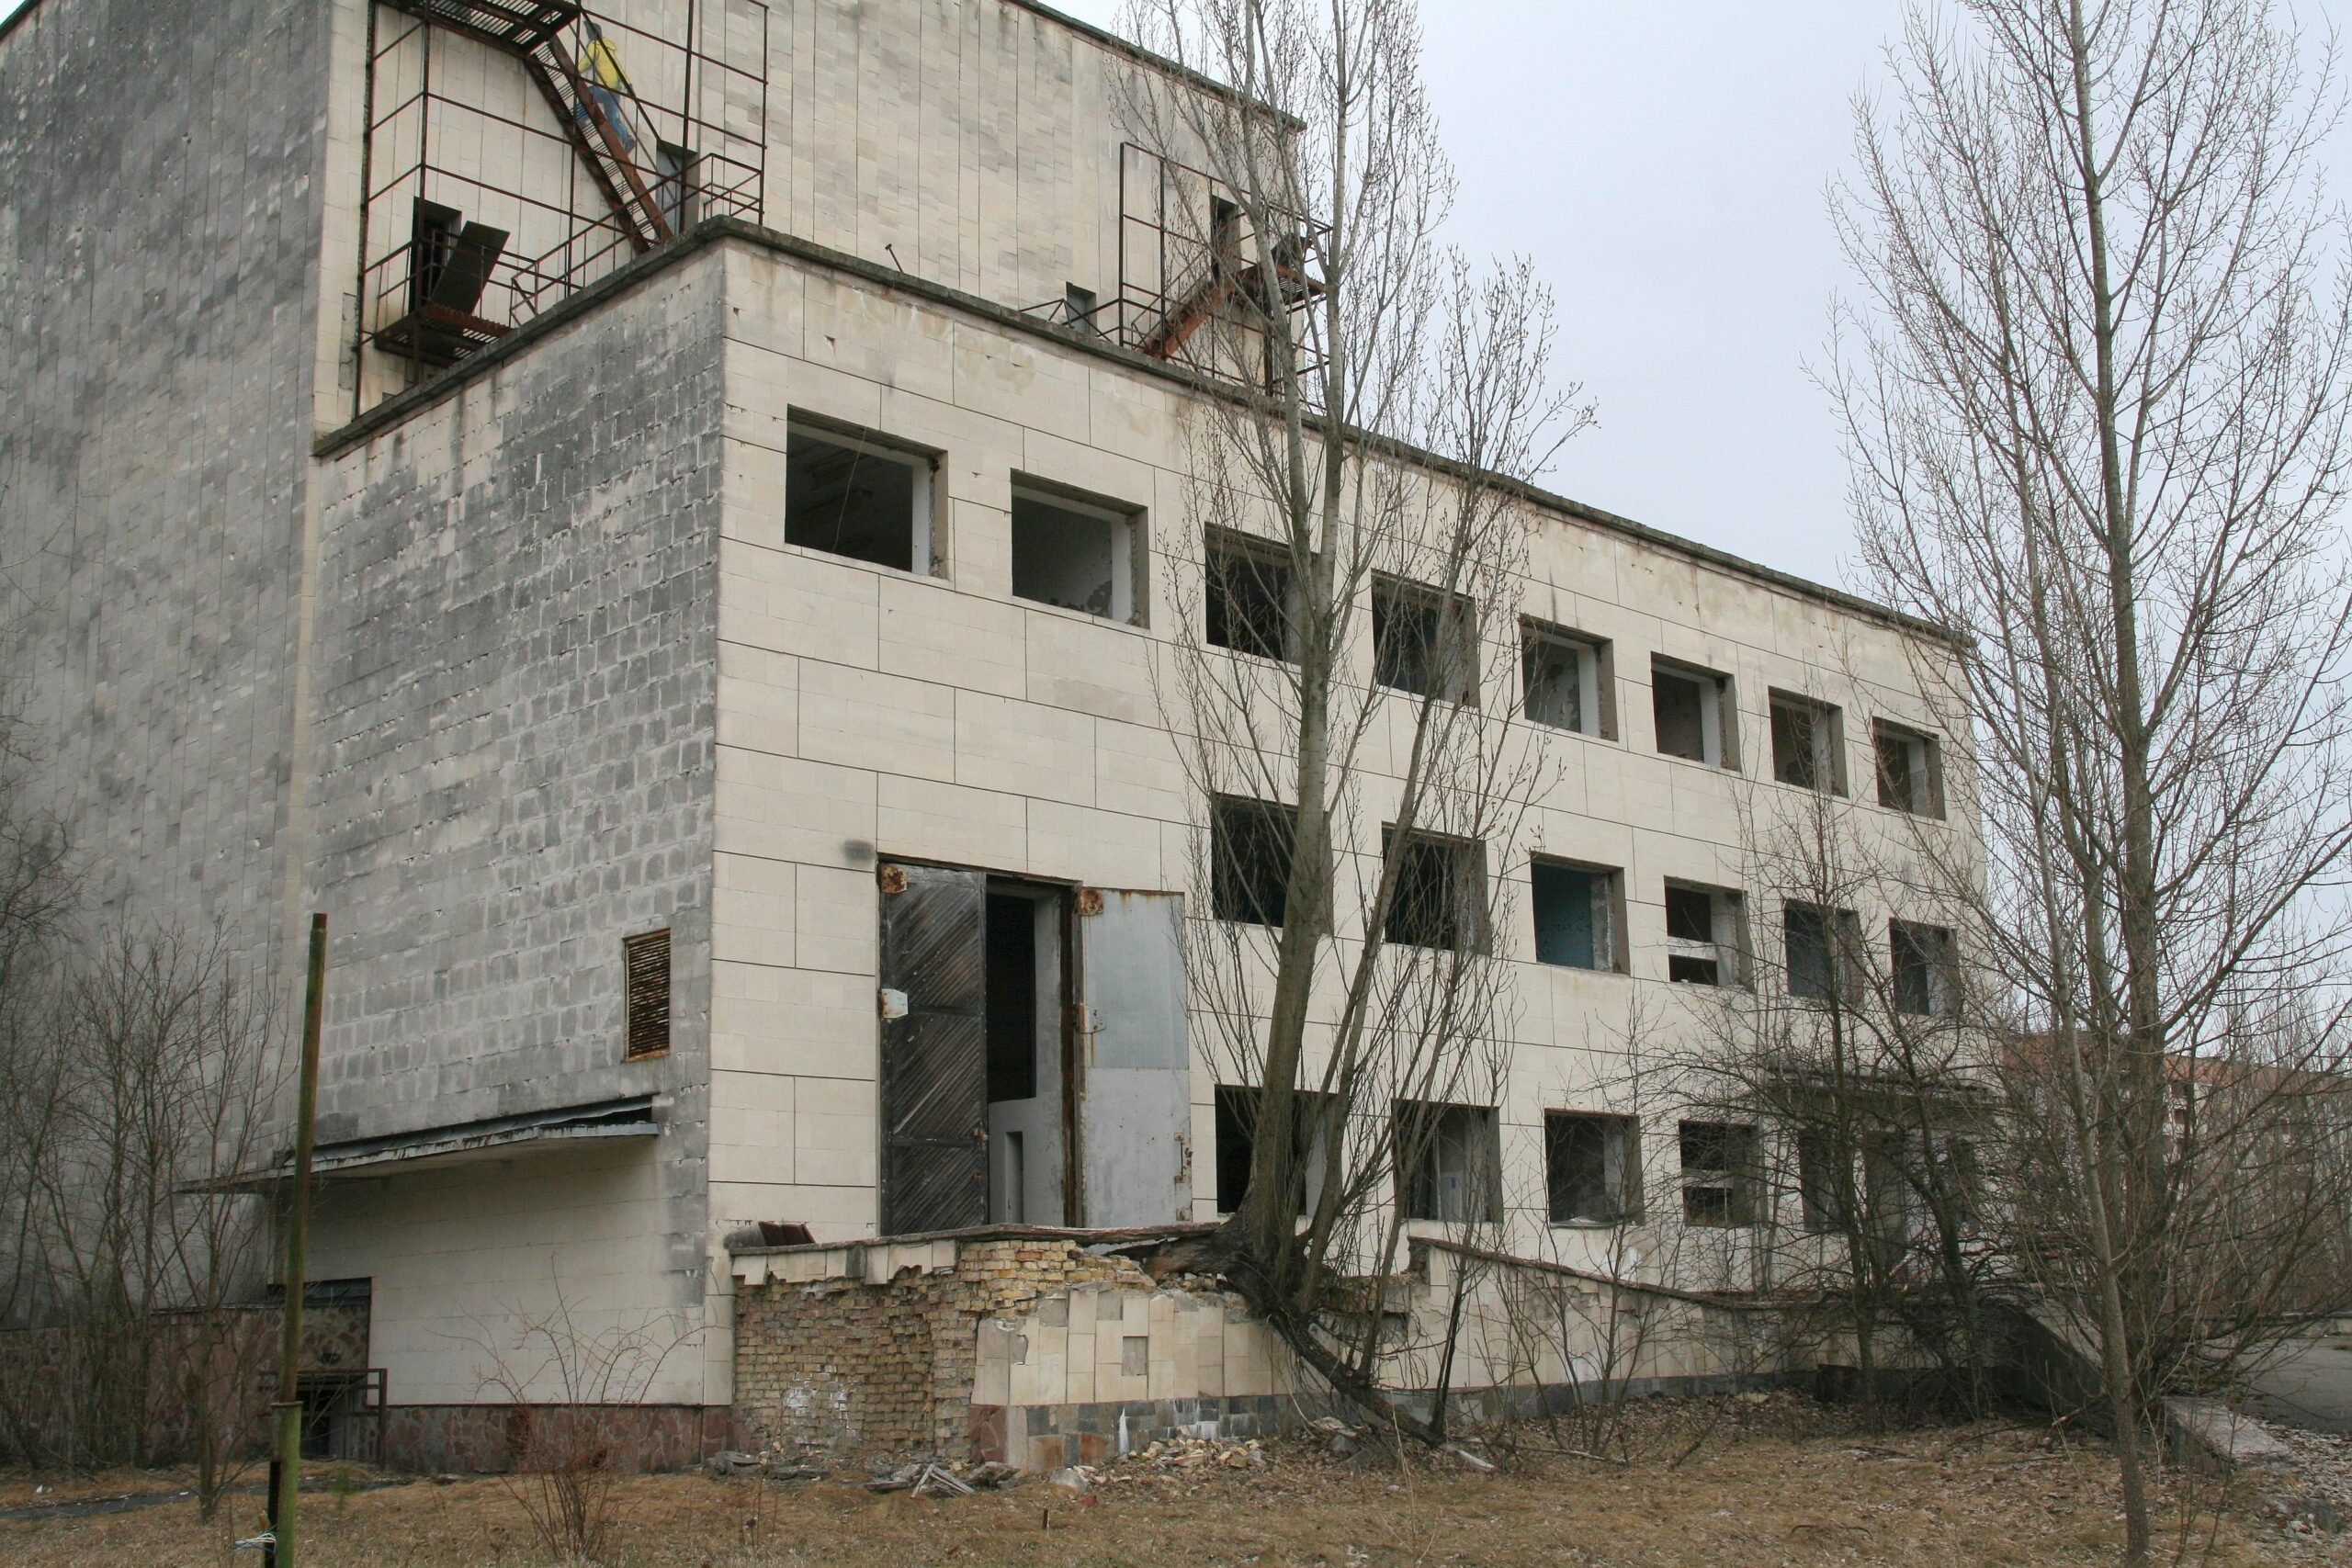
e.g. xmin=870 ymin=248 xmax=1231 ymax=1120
xmin=733 ymin=1237 xmax=1148 ymax=1462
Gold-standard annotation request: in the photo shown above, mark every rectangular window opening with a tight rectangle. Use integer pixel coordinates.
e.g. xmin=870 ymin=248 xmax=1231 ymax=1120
xmin=1891 ymin=919 xmax=1958 ymax=1017
xmin=1204 ymin=529 xmax=1296 ymax=661
xmin=1679 ymin=1120 xmax=1758 ymax=1226
xmin=785 ymin=421 xmax=935 ymax=573
xmin=1396 ymin=1100 xmax=1501 ymax=1223
xmin=1214 ymin=1084 xmax=1338 ymax=1215
xmin=1211 ymin=796 xmax=1295 ymax=927
xmin=1383 ymin=828 xmax=1487 ymax=953
xmin=1875 ymin=720 xmax=1945 ymax=818
xmin=623 ymin=928 xmax=671 ymax=1059
xmin=1652 ymin=657 xmax=1735 ymax=768
xmin=1784 ymin=902 xmax=1862 ymax=1005
xmin=1665 ymin=881 xmax=1744 ymax=987
xmin=1011 ymin=481 xmax=1146 ymax=624
xmin=1770 ymin=692 xmax=1847 ymax=794
xmin=1532 ymin=859 xmax=1622 ymax=972
xmin=1797 ymin=1129 xmax=1849 ymax=1234
xmin=1521 ymin=620 xmax=1611 ymax=737
xmin=1545 ymin=1111 xmax=1641 ymax=1224
xmin=1374 ymin=576 xmax=1479 ymax=705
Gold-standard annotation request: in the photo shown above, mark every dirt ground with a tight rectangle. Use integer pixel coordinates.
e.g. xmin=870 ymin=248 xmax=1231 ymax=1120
xmin=3 ymin=1395 xmax=2343 ymax=1567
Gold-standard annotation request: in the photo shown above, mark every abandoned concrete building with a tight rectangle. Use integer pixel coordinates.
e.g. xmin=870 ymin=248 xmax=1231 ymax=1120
xmin=0 ymin=0 xmax=1977 ymax=1470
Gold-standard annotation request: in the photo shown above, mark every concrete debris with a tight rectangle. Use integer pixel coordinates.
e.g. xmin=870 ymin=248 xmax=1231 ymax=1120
xmin=2244 ymin=1416 xmax=2352 ymax=1548
xmin=1444 ymin=1443 xmax=1498 ymax=1473
xmin=910 ymin=1464 xmax=974 ymax=1498
xmin=2163 ymin=1398 xmax=2296 ymax=1472
xmin=707 ymin=1450 xmax=763 ymax=1476
xmin=1047 ymin=1466 xmax=1095 ymax=1493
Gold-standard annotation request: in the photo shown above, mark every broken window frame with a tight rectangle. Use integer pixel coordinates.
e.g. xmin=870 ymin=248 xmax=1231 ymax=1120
xmin=1372 ymin=574 xmax=1481 ymax=706
xmin=1650 ymin=656 xmax=1738 ymax=769
xmin=1678 ymin=1119 xmax=1760 ymax=1227
xmin=783 ymin=415 xmax=940 ymax=576
xmin=1203 ymin=527 xmax=1299 ymax=662
xmin=1664 ymin=880 xmax=1746 ymax=987
xmin=1521 ymin=618 xmax=1613 ymax=738
xmin=1795 ymin=1128 xmax=1850 ymax=1234
xmin=1381 ymin=827 xmax=1487 ymax=953
xmin=1890 ymin=919 xmax=1959 ymax=1017
xmin=1770 ymin=691 xmax=1848 ymax=795
xmin=1531 ymin=857 xmax=1625 ymax=973
xmin=1544 ymin=1111 xmax=1642 ymax=1225
xmin=1873 ymin=718 xmax=1945 ymax=818
xmin=1209 ymin=795 xmax=1296 ymax=928
xmin=1395 ymin=1099 xmax=1503 ymax=1224
xmin=1783 ymin=900 xmax=1864 ymax=1007
xmin=1009 ymin=477 xmax=1148 ymax=626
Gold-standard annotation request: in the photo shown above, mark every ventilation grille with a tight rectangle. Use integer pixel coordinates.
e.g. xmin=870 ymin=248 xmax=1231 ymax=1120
xmin=624 ymin=929 xmax=671 ymax=1058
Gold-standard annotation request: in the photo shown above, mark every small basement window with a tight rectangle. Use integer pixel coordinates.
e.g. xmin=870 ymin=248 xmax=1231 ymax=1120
xmin=1521 ymin=619 xmax=1611 ymax=737
xmin=1784 ymin=901 xmax=1862 ymax=1005
xmin=1396 ymin=1100 xmax=1502 ymax=1223
xmin=1383 ymin=828 xmax=1487 ymax=953
xmin=1679 ymin=1120 xmax=1758 ymax=1226
xmin=1373 ymin=576 xmax=1479 ymax=705
xmin=786 ymin=421 xmax=934 ymax=573
xmin=623 ymin=928 xmax=671 ymax=1058
xmin=1211 ymin=795 xmax=1296 ymax=927
xmin=1665 ymin=881 xmax=1745 ymax=987
xmin=1204 ymin=529 xmax=1296 ymax=660
xmin=1875 ymin=719 xmax=1945 ymax=818
xmin=1532 ymin=859 xmax=1623 ymax=972
xmin=1891 ymin=919 xmax=1958 ymax=1016
xmin=1770 ymin=692 xmax=1847 ymax=794
xmin=1545 ymin=1111 xmax=1641 ymax=1224
xmin=1011 ymin=481 xmax=1146 ymax=623
xmin=1652 ymin=657 xmax=1736 ymax=767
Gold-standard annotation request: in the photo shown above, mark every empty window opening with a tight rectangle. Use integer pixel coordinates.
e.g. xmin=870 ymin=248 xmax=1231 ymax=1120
xmin=1211 ymin=796 xmax=1295 ymax=927
xmin=1011 ymin=482 xmax=1145 ymax=623
xmin=1770 ymin=693 xmax=1847 ymax=793
xmin=1679 ymin=1120 xmax=1759 ymax=1226
xmin=1205 ymin=530 xmax=1296 ymax=660
xmin=1064 ymin=282 xmax=1099 ymax=332
xmin=1396 ymin=1100 xmax=1501 ymax=1223
xmin=1383 ymin=828 xmax=1486 ymax=952
xmin=1522 ymin=620 xmax=1611 ymax=737
xmin=1784 ymin=902 xmax=1861 ymax=1005
xmin=1545 ymin=1111 xmax=1640 ymax=1224
xmin=623 ymin=928 xmax=671 ymax=1058
xmin=1532 ymin=859 xmax=1622 ymax=971
xmin=1214 ymin=1084 xmax=1338 ymax=1215
xmin=1665 ymin=882 xmax=1743 ymax=987
xmin=1891 ymin=919 xmax=1958 ymax=1016
xmin=1875 ymin=720 xmax=1945 ymax=818
xmin=1373 ymin=577 xmax=1479 ymax=705
xmin=1797 ymin=1129 xmax=1850 ymax=1234
xmin=785 ymin=422 xmax=934 ymax=573
xmin=1652 ymin=658 xmax=1735 ymax=767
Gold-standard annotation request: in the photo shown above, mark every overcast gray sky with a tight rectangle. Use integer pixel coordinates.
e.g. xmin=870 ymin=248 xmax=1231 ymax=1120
xmin=6 ymin=0 xmax=2342 ymax=591
xmin=1048 ymin=0 xmax=2352 ymax=590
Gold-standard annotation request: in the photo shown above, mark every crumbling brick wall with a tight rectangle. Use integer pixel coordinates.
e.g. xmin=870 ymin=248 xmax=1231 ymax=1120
xmin=733 ymin=1237 xmax=1150 ymax=1461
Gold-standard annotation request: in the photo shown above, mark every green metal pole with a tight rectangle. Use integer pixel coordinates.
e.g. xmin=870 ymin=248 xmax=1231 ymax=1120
xmin=269 ymin=913 xmax=328 ymax=1568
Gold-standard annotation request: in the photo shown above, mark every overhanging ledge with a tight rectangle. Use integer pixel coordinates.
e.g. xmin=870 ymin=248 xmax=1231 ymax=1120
xmin=207 ymin=1096 xmax=659 ymax=1190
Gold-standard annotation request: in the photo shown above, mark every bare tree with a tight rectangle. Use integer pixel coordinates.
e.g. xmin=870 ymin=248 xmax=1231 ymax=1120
xmin=1827 ymin=1 xmax=2352 ymax=1555
xmin=1114 ymin=0 xmax=1586 ymax=1441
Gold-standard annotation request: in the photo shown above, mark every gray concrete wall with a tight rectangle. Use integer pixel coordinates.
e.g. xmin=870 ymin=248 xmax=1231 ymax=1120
xmin=304 ymin=245 xmax=726 ymax=1404
xmin=0 ymin=0 xmax=333 ymax=952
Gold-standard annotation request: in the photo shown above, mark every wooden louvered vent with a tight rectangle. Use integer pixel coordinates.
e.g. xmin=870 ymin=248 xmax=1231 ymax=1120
xmin=623 ymin=928 xmax=671 ymax=1058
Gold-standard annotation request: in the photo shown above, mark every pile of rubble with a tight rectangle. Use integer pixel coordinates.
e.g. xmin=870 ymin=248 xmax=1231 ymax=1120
xmin=2245 ymin=1416 xmax=2352 ymax=1542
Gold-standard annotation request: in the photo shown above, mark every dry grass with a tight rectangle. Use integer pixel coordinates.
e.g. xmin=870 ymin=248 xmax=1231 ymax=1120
xmin=1 ymin=1398 xmax=2337 ymax=1567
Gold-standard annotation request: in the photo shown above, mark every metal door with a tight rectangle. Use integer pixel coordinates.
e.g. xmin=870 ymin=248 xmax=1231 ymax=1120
xmin=877 ymin=863 xmax=988 ymax=1235
xmin=1079 ymin=887 xmax=1192 ymax=1224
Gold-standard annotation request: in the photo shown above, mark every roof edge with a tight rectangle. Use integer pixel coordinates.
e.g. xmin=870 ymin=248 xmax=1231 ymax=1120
xmin=315 ymin=216 xmax=1959 ymax=649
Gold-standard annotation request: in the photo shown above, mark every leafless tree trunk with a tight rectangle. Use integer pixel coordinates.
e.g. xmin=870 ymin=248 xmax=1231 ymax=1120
xmin=1827 ymin=2 xmax=2352 ymax=1556
xmin=1115 ymin=0 xmax=1587 ymax=1440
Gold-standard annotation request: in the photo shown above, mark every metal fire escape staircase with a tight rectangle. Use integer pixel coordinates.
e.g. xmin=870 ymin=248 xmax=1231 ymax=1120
xmin=1140 ymin=232 xmax=1322 ymax=363
xmin=380 ymin=0 xmax=673 ymax=256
